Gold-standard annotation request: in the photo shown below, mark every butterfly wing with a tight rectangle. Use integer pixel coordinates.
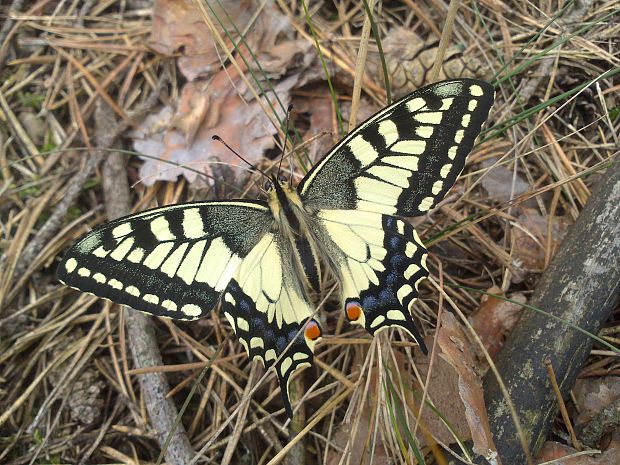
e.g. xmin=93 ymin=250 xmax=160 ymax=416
xmin=299 ymin=79 xmax=493 ymax=341
xmin=221 ymin=232 xmax=321 ymax=418
xmin=298 ymin=79 xmax=494 ymax=216
xmin=57 ymin=200 xmax=273 ymax=319
xmin=58 ymin=202 xmax=320 ymax=417
xmin=311 ymin=209 xmax=429 ymax=352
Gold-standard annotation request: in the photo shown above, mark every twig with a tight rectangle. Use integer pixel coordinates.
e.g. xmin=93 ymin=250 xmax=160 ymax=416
xmin=544 ymin=357 xmax=580 ymax=451
xmin=97 ymin=99 xmax=195 ymax=463
xmin=11 ymin=75 xmax=166 ymax=281
xmin=429 ymin=0 xmax=461 ymax=83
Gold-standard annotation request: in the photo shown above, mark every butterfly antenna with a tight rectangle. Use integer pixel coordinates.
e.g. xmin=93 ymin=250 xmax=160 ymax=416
xmin=212 ymin=135 xmax=270 ymax=181
xmin=277 ymin=104 xmax=294 ymax=181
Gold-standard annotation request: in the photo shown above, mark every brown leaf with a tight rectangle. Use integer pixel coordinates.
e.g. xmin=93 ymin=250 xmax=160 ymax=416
xmin=573 ymin=377 xmax=620 ymax=428
xmin=437 ymin=312 xmax=499 ymax=461
xmin=150 ymin=0 xmax=294 ymax=81
xmin=480 ymin=158 xmax=532 ymax=204
xmin=132 ymin=68 xmax=300 ymax=186
xmin=536 ymin=441 xmax=620 ymax=465
xmin=469 ymin=287 xmax=525 ymax=359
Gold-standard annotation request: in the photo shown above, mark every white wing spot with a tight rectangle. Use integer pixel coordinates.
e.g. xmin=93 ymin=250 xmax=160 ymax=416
xmin=348 ymin=135 xmax=377 ymax=166
xmin=397 ymin=284 xmax=413 ymax=302
xmin=406 ymin=98 xmax=426 ymax=113
xmin=418 ymin=196 xmax=434 ymax=212
xmin=65 ymin=258 xmax=78 ymax=273
xmin=280 ymin=357 xmax=293 ymax=376
xmin=143 ymin=243 xmax=174 ymax=269
xmin=182 ymin=208 xmax=205 ymax=239
xmin=177 ymin=240 xmax=207 ymax=284
xmin=468 ymin=100 xmax=478 ymax=111
xmin=237 ymin=317 xmax=250 ymax=332
xmin=384 ymin=155 xmax=419 ymax=171
xmin=416 ymin=126 xmax=434 ymax=139
xmin=108 ymin=279 xmax=122 ymax=289
xmin=161 ymin=243 xmax=189 ymax=277
xmin=265 ymin=349 xmax=277 ymax=362
xmin=470 ymin=84 xmax=484 ymax=97
xmin=440 ymin=98 xmax=454 ymax=110
xmin=414 ymin=112 xmax=442 ymax=124
xmin=387 ymin=310 xmax=406 ymax=321
xmin=404 ymin=263 xmax=421 ymax=279
xmin=127 ymin=247 xmax=145 ymax=263
xmin=125 ymin=286 xmax=140 ymax=297
xmin=432 ymin=180 xmax=443 ymax=195
xmin=78 ymin=267 xmax=91 ymax=277
xmin=112 ymin=223 xmax=132 ymax=238
xmin=370 ymin=315 xmax=385 ymax=329
xmin=378 ymin=120 xmax=398 ymax=146
xmin=110 ymin=238 xmax=135 ymax=261
xmin=440 ymin=164 xmax=452 ymax=178
xmin=368 ymin=165 xmax=410 ymax=188
xmin=150 ymin=216 xmax=176 ymax=241
xmin=391 ymin=140 xmax=426 ymax=155
xmin=455 ymin=129 xmax=464 ymax=143
xmin=223 ymin=311 xmax=235 ymax=330
xmin=448 ymin=146 xmax=458 ymax=159
xmin=162 ymin=300 xmax=177 ymax=312
xmin=293 ymin=352 xmax=308 ymax=361
xmin=462 ymin=114 xmax=471 ymax=127
xmin=405 ymin=242 xmax=417 ymax=258
xmin=93 ymin=273 xmax=106 ymax=283
xmin=181 ymin=303 xmax=201 ymax=317
xmin=144 ymin=294 xmax=159 ymax=305
xmin=224 ymin=292 xmax=236 ymax=306
xmin=93 ymin=246 xmax=110 ymax=258
xmin=250 ymin=337 xmax=264 ymax=349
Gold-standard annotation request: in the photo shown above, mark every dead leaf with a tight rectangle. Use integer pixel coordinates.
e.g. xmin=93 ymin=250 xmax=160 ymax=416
xmin=437 ymin=312 xmax=499 ymax=462
xmin=132 ymin=68 xmax=301 ymax=186
xmin=469 ymin=287 xmax=525 ymax=359
xmin=150 ymin=0 xmax=295 ymax=81
xmin=536 ymin=441 xmax=620 ymax=465
xmin=573 ymin=377 xmax=620 ymax=428
xmin=480 ymin=158 xmax=532 ymax=204
xmin=512 ymin=207 xmax=568 ymax=281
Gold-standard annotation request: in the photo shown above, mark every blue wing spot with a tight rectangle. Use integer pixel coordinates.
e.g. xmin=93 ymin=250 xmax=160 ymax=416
xmin=385 ymin=271 xmax=399 ymax=286
xmin=239 ymin=300 xmax=250 ymax=312
xmin=390 ymin=237 xmax=400 ymax=248
xmin=288 ymin=330 xmax=298 ymax=342
xmin=276 ymin=336 xmax=287 ymax=351
xmin=252 ymin=317 xmax=265 ymax=330
xmin=390 ymin=254 xmax=405 ymax=267
xmin=379 ymin=289 xmax=393 ymax=302
xmin=362 ymin=295 xmax=378 ymax=310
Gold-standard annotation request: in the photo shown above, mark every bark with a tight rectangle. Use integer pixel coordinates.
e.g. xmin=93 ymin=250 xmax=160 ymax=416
xmin=481 ymin=160 xmax=620 ymax=464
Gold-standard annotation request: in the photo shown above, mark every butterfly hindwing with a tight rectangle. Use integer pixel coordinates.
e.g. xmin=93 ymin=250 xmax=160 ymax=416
xmin=221 ymin=232 xmax=321 ymax=417
xmin=298 ymin=79 xmax=494 ymax=216
xmin=311 ymin=209 xmax=428 ymax=352
xmin=57 ymin=201 xmax=273 ymax=319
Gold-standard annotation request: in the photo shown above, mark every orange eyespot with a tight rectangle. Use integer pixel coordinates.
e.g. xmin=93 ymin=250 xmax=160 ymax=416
xmin=304 ymin=320 xmax=321 ymax=340
xmin=345 ymin=302 xmax=362 ymax=321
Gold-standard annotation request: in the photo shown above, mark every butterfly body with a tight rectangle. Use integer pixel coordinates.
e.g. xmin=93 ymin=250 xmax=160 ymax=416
xmin=58 ymin=79 xmax=494 ymax=417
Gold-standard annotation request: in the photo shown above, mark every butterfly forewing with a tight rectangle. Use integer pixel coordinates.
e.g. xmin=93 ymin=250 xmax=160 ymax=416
xmin=298 ymin=79 xmax=494 ymax=216
xmin=57 ymin=201 xmax=273 ymax=319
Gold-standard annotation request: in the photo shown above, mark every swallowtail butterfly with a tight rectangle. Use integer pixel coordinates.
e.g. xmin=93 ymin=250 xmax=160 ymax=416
xmin=58 ymin=79 xmax=494 ymax=417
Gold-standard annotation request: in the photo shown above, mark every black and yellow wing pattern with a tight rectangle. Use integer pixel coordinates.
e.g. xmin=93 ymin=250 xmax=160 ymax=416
xmin=58 ymin=79 xmax=494 ymax=418
xmin=301 ymin=79 xmax=494 ymax=346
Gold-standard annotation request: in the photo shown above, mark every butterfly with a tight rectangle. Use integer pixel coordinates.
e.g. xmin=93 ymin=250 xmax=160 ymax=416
xmin=58 ymin=79 xmax=494 ymax=418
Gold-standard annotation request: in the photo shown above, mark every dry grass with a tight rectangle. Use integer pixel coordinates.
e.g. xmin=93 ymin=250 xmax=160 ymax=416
xmin=0 ymin=0 xmax=619 ymax=464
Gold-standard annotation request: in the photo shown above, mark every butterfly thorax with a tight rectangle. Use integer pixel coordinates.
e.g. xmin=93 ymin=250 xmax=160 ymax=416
xmin=268 ymin=179 xmax=322 ymax=293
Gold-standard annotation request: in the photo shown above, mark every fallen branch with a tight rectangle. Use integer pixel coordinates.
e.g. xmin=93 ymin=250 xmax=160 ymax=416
xmin=481 ymin=159 xmax=620 ymax=463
